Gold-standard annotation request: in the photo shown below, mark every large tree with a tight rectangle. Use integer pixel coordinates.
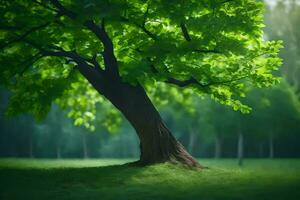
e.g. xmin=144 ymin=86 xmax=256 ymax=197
xmin=0 ymin=0 xmax=282 ymax=167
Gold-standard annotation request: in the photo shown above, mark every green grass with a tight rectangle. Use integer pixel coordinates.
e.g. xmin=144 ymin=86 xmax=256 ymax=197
xmin=0 ymin=159 xmax=299 ymax=200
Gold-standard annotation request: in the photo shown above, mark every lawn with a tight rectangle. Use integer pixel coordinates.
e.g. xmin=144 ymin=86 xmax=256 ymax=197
xmin=0 ymin=159 xmax=299 ymax=200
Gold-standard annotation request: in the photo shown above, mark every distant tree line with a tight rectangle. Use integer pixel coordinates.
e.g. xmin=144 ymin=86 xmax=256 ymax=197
xmin=1 ymin=83 xmax=300 ymax=159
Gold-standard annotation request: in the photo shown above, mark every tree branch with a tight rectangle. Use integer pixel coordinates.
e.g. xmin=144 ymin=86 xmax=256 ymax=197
xmin=49 ymin=0 xmax=76 ymax=19
xmin=0 ymin=22 xmax=50 ymax=50
xmin=180 ymin=23 xmax=192 ymax=42
xmin=85 ymin=54 xmax=103 ymax=73
xmin=25 ymin=40 xmax=105 ymax=87
xmin=179 ymin=22 xmax=221 ymax=53
xmin=193 ymin=49 xmax=222 ymax=54
xmin=42 ymin=46 xmax=105 ymax=92
xmin=165 ymin=77 xmax=206 ymax=88
xmin=142 ymin=4 xmax=150 ymax=27
xmin=139 ymin=4 xmax=157 ymax=41
xmin=19 ymin=53 xmax=44 ymax=75
xmin=165 ymin=75 xmax=249 ymax=89
xmin=49 ymin=0 xmax=119 ymax=76
xmin=0 ymin=25 xmax=22 ymax=30
xmin=220 ymin=0 xmax=235 ymax=5
xmin=22 ymin=39 xmax=89 ymax=68
xmin=135 ymin=48 xmax=240 ymax=89
xmin=84 ymin=20 xmax=119 ymax=76
xmin=33 ymin=0 xmax=58 ymax=12
xmin=121 ymin=17 xmax=158 ymax=41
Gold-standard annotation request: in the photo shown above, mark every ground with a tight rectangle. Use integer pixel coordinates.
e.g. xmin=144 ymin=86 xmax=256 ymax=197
xmin=0 ymin=159 xmax=299 ymax=200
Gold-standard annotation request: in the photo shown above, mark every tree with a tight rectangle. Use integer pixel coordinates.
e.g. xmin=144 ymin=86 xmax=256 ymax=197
xmin=0 ymin=0 xmax=282 ymax=167
xmin=265 ymin=0 xmax=300 ymax=96
xmin=204 ymin=101 xmax=236 ymax=159
xmin=249 ymin=82 xmax=300 ymax=158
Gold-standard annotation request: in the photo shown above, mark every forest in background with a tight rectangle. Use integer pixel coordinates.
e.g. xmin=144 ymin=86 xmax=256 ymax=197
xmin=1 ymin=0 xmax=300 ymax=159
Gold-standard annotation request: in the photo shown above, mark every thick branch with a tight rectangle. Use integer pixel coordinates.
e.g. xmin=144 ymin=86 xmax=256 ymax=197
xmin=49 ymin=0 xmax=118 ymax=76
xmin=23 ymin=39 xmax=88 ymax=67
xmin=24 ymin=39 xmax=106 ymax=93
xmin=84 ymin=20 xmax=119 ymax=76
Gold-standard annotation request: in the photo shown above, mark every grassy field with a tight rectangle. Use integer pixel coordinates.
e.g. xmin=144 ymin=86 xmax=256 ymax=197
xmin=0 ymin=159 xmax=299 ymax=200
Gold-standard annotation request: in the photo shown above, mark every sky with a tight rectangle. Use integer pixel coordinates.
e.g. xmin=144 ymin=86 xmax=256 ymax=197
xmin=265 ymin=0 xmax=300 ymax=6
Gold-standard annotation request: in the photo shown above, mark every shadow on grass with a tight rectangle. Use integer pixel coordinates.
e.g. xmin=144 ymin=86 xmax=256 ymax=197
xmin=0 ymin=161 xmax=300 ymax=200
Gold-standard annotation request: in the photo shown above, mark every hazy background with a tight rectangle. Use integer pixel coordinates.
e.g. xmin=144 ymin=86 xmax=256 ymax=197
xmin=1 ymin=0 xmax=300 ymax=159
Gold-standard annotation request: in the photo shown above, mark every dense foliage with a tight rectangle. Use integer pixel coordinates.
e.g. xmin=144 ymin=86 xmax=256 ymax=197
xmin=0 ymin=0 xmax=282 ymax=131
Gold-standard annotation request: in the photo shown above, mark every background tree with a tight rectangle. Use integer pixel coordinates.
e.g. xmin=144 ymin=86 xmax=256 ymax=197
xmin=0 ymin=0 xmax=282 ymax=166
xmin=247 ymin=82 xmax=300 ymax=158
xmin=265 ymin=0 xmax=300 ymax=96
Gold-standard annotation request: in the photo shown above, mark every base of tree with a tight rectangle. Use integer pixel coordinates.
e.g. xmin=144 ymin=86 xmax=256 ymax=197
xmin=98 ymin=81 xmax=203 ymax=169
xmin=135 ymin=119 xmax=203 ymax=169
xmin=126 ymin=157 xmax=205 ymax=169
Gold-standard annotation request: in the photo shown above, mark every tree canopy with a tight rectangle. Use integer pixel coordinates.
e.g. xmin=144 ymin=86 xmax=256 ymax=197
xmin=0 ymin=0 xmax=282 ymax=129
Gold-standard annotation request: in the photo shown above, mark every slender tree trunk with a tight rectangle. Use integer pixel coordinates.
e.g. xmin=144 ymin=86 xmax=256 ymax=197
xmin=56 ymin=144 xmax=61 ymax=159
xmin=29 ymin=134 xmax=34 ymax=158
xmin=214 ymin=135 xmax=221 ymax=159
xmin=259 ymin=142 xmax=264 ymax=158
xmin=82 ymin=133 xmax=89 ymax=159
xmin=237 ymin=132 xmax=244 ymax=167
xmin=269 ymin=133 xmax=274 ymax=159
xmin=187 ymin=126 xmax=196 ymax=155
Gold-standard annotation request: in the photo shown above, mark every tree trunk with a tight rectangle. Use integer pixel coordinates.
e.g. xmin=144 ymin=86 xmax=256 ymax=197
xmin=237 ymin=132 xmax=244 ymax=167
xmin=214 ymin=135 xmax=221 ymax=158
xmin=56 ymin=144 xmax=61 ymax=159
xmin=114 ymin=84 xmax=199 ymax=167
xmin=80 ymin=70 xmax=200 ymax=167
xmin=269 ymin=133 xmax=274 ymax=159
xmin=187 ymin=126 xmax=196 ymax=155
xmin=92 ymin=80 xmax=199 ymax=166
xmin=29 ymin=134 xmax=34 ymax=158
xmin=82 ymin=133 xmax=89 ymax=159
xmin=259 ymin=142 xmax=264 ymax=158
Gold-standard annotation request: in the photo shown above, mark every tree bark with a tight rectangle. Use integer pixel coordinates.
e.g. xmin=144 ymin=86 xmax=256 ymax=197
xmin=112 ymin=83 xmax=199 ymax=167
xmin=79 ymin=70 xmax=200 ymax=167
xmin=214 ymin=135 xmax=221 ymax=159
